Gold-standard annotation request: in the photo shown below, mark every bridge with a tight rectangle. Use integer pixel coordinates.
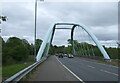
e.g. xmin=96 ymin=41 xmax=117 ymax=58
xmin=4 ymin=23 xmax=118 ymax=82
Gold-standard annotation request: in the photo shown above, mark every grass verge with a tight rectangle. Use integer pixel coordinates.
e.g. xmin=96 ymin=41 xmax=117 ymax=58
xmin=2 ymin=62 xmax=33 ymax=79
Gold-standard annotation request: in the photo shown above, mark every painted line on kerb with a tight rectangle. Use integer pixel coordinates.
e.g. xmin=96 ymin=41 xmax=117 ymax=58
xmin=100 ymin=69 xmax=118 ymax=76
xmin=55 ymin=56 xmax=85 ymax=83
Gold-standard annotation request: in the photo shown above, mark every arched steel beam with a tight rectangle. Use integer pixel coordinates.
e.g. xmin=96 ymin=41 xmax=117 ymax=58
xmin=71 ymin=23 xmax=110 ymax=60
xmin=36 ymin=23 xmax=110 ymax=62
xmin=71 ymin=25 xmax=79 ymax=55
xmin=36 ymin=25 xmax=54 ymax=61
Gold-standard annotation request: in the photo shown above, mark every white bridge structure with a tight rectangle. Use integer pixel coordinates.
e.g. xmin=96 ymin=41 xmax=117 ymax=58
xmin=36 ymin=23 xmax=110 ymax=62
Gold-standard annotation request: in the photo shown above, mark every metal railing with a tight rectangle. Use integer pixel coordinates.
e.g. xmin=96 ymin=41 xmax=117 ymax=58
xmin=3 ymin=57 xmax=47 ymax=83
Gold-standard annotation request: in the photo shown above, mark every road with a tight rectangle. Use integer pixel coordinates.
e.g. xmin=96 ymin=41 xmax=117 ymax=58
xmin=32 ymin=55 xmax=119 ymax=82
xmin=58 ymin=56 xmax=118 ymax=81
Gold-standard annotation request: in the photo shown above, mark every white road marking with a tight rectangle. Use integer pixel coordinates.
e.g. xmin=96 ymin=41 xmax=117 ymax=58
xmin=70 ymin=59 xmax=84 ymax=65
xmin=76 ymin=58 xmax=118 ymax=68
xmin=55 ymin=56 xmax=85 ymax=83
xmin=87 ymin=65 xmax=95 ymax=68
xmin=100 ymin=69 xmax=118 ymax=76
xmin=70 ymin=59 xmax=95 ymax=69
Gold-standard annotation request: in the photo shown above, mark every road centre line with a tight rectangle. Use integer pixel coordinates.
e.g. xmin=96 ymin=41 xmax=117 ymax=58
xmin=70 ymin=59 xmax=95 ymax=69
xmin=56 ymin=57 xmax=118 ymax=80
xmin=70 ymin=58 xmax=118 ymax=77
xmin=76 ymin=58 xmax=118 ymax=68
xmin=69 ymin=59 xmax=84 ymax=65
xmin=71 ymin=58 xmax=118 ymax=76
xmin=87 ymin=65 xmax=95 ymax=68
xmin=100 ymin=69 xmax=118 ymax=76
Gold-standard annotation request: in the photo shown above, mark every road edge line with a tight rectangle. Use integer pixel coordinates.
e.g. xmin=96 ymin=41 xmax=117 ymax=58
xmin=55 ymin=56 xmax=85 ymax=83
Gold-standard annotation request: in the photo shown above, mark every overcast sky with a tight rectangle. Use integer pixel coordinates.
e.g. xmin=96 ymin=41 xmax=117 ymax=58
xmin=1 ymin=1 xmax=118 ymax=47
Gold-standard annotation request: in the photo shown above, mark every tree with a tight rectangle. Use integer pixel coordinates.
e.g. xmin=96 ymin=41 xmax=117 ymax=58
xmin=22 ymin=39 xmax=31 ymax=55
xmin=67 ymin=39 xmax=72 ymax=45
xmin=36 ymin=39 xmax=43 ymax=53
xmin=29 ymin=43 xmax=34 ymax=55
xmin=2 ymin=37 xmax=29 ymax=65
xmin=6 ymin=37 xmax=22 ymax=47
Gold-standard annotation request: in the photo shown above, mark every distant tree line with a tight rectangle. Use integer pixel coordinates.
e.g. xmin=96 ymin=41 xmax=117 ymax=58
xmin=1 ymin=36 xmax=119 ymax=65
xmin=49 ymin=39 xmax=119 ymax=59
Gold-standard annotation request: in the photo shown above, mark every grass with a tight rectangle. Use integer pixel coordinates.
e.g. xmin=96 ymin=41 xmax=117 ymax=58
xmin=2 ymin=55 xmax=35 ymax=80
xmin=2 ymin=62 xmax=33 ymax=79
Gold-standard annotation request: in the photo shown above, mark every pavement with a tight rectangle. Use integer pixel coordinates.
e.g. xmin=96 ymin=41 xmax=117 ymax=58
xmin=31 ymin=55 xmax=119 ymax=82
xmin=31 ymin=55 xmax=79 ymax=81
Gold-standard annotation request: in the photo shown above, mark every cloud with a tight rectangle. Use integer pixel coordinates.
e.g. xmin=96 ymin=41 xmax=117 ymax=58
xmin=90 ymin=25 xmax=118 ymax=40
xmin=38 ymin=2 xmax=117 ymax=26
xmin=52 ymin=29 xmax=71 ymax=45
xmin=2 ymin=2 xmax=118 ymax=47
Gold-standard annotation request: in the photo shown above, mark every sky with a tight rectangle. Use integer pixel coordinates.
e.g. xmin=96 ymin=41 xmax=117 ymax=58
xmin=1 ymin=0 xmax=118 ymax=47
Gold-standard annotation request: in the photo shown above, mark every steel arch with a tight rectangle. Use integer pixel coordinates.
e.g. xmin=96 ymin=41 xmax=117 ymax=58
xmin=36 ymin=23 xmax=110 ymax=62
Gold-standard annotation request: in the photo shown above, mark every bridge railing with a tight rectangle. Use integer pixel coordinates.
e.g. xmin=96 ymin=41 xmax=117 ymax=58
xmin=3 ymin=57 xmax=47 ymax=83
